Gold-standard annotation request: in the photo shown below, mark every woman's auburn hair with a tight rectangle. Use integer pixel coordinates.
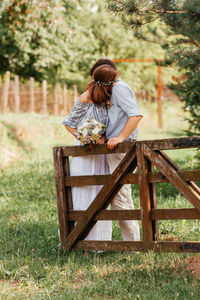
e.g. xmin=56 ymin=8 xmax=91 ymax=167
xmin=85 ymin=64 xmax=118 ymax=105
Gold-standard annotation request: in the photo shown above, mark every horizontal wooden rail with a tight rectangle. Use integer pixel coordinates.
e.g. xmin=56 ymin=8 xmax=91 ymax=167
xmin=74 ymin=241 xmax=200 ymax=252
xmin=68 ymin=210 xmax=141 ymax=221
xmin=151 ymin=208 xmax=200 ymax=220
xmin=65 ymin=169 xmax=200 ymax=186
xmin=67 ymin=208 xmax=200 ymax=221
xmin=57 ymin=136 xmax=200 ymax=157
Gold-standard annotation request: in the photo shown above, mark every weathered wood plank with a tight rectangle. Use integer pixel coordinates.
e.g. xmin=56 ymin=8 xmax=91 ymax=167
xmin=74 ymin=241 xmax=144 ymax=252
xmin=68 ymin=209 xmax=141 ymax=221
xmin=59 ymin=141 xmax=136 ymax=157
xmin=149 ymin=169 xmax=200 ymax=183
xmin=57 ymin=137 xmax=200 ymax=157
xmin=63 ymin=157 xmax=74 ymax=232
xmin=149 ymin=241 xmax=200 ymax=252
xmin=148 ymin=160 xmax=159 ymax=240
xmin=139 ymin=136 xmax=200 ymax=150
xmin=143 ymin=145 xmax=200 ymax=213
xmin=157 ymin=150 xmax=200 ymax=196
xmin=64 ymin=174 xmax=138 ymax=186
xmin=137 ymin=143 xmax=153 ymax=250
xmin=64 ymin=169 xmax=200 ymax=186
xmin=68 ymin=208 xmax=200 ymax=221
xmin=151 ymin=208 xmax=200 ymax=220
xmin=53 ymin=148 xmax=68 ymax=250
xmin=74 ymin=241 xmax=200 ymax=252
xmin=63 ymin=144 xmax=137 ymax=250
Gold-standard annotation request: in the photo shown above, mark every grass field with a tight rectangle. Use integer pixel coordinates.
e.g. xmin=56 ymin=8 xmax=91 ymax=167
xmin=0 ymin=101 xmax=200 ymax=299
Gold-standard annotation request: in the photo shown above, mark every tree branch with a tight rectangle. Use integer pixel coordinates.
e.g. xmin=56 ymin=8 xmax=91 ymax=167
xmin=139 ymin=9 xmax=188 ymax=14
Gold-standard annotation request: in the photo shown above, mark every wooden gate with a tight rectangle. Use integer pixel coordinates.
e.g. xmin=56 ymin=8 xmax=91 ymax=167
xmin=53 ymin=137 xmax=200 ymax=252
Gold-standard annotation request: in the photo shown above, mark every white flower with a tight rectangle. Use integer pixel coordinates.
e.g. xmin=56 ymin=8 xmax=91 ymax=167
xmin=82 ymin=129 xmax=88 ymax=137
xmin=92 ymin=128 xmax=99 ymax=135
xmin=82 ymin=122 xmax=88 ymax=127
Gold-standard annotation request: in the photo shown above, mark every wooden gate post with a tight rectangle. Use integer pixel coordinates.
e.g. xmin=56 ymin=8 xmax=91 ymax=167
xmin=53 ymin=148 xmax=74 ymax=250
xmin=147 ymin=160 xmax=159 ymax=240
xmin=137 ymin=143 xmax=153 ymax=251
xmin=53 ymin=148 xmax=68 ymax=249
xmin=63 ymin=156 xmax=74 ymax=232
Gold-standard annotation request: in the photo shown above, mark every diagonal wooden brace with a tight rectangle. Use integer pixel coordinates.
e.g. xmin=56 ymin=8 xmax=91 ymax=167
xmin=63 ymin=143 xmax=137 ymax=251
xmin=156 ymin=150 xmax=200 ymax=196
xmin=143 ymin=144 xmax=200 ymax=213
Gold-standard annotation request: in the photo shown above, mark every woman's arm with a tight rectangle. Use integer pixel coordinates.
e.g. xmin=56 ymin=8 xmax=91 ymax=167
xmin=64 ymin=125 xmax=77 ymax=138
xmin=107 ymin=116 xmax=142 ymax=150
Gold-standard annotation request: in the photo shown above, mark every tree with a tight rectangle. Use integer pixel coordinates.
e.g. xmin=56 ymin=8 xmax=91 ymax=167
xmin=0 ymin=0 xmax=77 ymax=82
xmin=0 ymin=0 xmax=179 ymax=97
xmin=107 ymin=0 xmax=200 ymax=135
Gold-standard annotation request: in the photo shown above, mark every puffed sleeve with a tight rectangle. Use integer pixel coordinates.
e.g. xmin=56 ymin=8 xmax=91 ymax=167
xmin=62 ymin=98 xmax=89 ymax=128
xmin=112 ymin=82 xmax=143 ymax=117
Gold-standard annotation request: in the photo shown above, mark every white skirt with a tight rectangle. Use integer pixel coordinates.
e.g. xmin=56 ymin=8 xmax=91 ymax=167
xmin=70 ymin=142 xmax=112 ymax=240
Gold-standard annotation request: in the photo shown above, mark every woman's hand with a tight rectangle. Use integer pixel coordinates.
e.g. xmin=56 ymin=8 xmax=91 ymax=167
xmin=107 ymin=136 xmax=124 ymax=150
xmin=96 ymin=135 xmax=106 ymax=144
xmin=107 ymin=116 xmax=143 ymax=150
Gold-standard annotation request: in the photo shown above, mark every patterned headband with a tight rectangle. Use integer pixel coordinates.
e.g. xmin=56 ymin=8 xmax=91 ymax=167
xmin=94 ymin=80 xmax=116 ymax=86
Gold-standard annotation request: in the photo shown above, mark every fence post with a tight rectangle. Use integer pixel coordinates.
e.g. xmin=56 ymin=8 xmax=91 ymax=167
xmin=42 ymin=80 xmax=47 ymax=114
xmin=3 ymin=71 xmax=10 ymax=113
xmin=30 ymin=77 xmax=35 ymax=112
xmin=73 ymin=85 xmax=78 ymax=104
xmin=14 ymin=75 xmax=20 ymax=113
xmin=157 ymin=62 xmax=163 ymax=128
xmin=137 ymin=142 xmax=153 ymax=251
xmin=54 ymin=83 xmax=59 ymax=115
xmin=63 ymin=84 xmax=68 ymax=114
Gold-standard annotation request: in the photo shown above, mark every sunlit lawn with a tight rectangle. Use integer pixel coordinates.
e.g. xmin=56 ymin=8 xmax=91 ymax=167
xmin=0 ymin=101 xmax=199 ymax=299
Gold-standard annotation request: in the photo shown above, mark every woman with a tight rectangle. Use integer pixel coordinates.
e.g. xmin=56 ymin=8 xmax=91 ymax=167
xmin=63 ymin=64 xmax=118 ymax=240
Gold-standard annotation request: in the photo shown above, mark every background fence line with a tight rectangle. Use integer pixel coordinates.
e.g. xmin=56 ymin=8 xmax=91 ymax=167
xmin=0 ymin=72 xmax=76 ymax=115
xmin=0 ymin=71 xmax=179 ymax=117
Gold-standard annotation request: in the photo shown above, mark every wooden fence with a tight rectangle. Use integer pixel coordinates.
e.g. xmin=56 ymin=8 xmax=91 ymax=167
xmin=0 ymin=71 xmax=78 ymax=115
xmin=53 ymin=137 xmax=200 ymax=252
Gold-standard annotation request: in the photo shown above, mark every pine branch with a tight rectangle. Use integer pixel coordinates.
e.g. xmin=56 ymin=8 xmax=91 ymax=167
xmin=109 ymin=1 xmax=189 ymax=14
xmin=138 ymin=9 xmax=188 ymax=14
xmin=134 ymin=31 xmax=166 ymax=46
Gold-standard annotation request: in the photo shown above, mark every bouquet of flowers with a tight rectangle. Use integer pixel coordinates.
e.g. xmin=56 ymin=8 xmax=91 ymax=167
xmin=76 ymin=118 xmax=106 ymax=148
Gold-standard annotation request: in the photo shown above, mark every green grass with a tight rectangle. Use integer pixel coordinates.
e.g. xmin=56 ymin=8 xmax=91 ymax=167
xmin=0 ymin=101 xmax=200 ymax=299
